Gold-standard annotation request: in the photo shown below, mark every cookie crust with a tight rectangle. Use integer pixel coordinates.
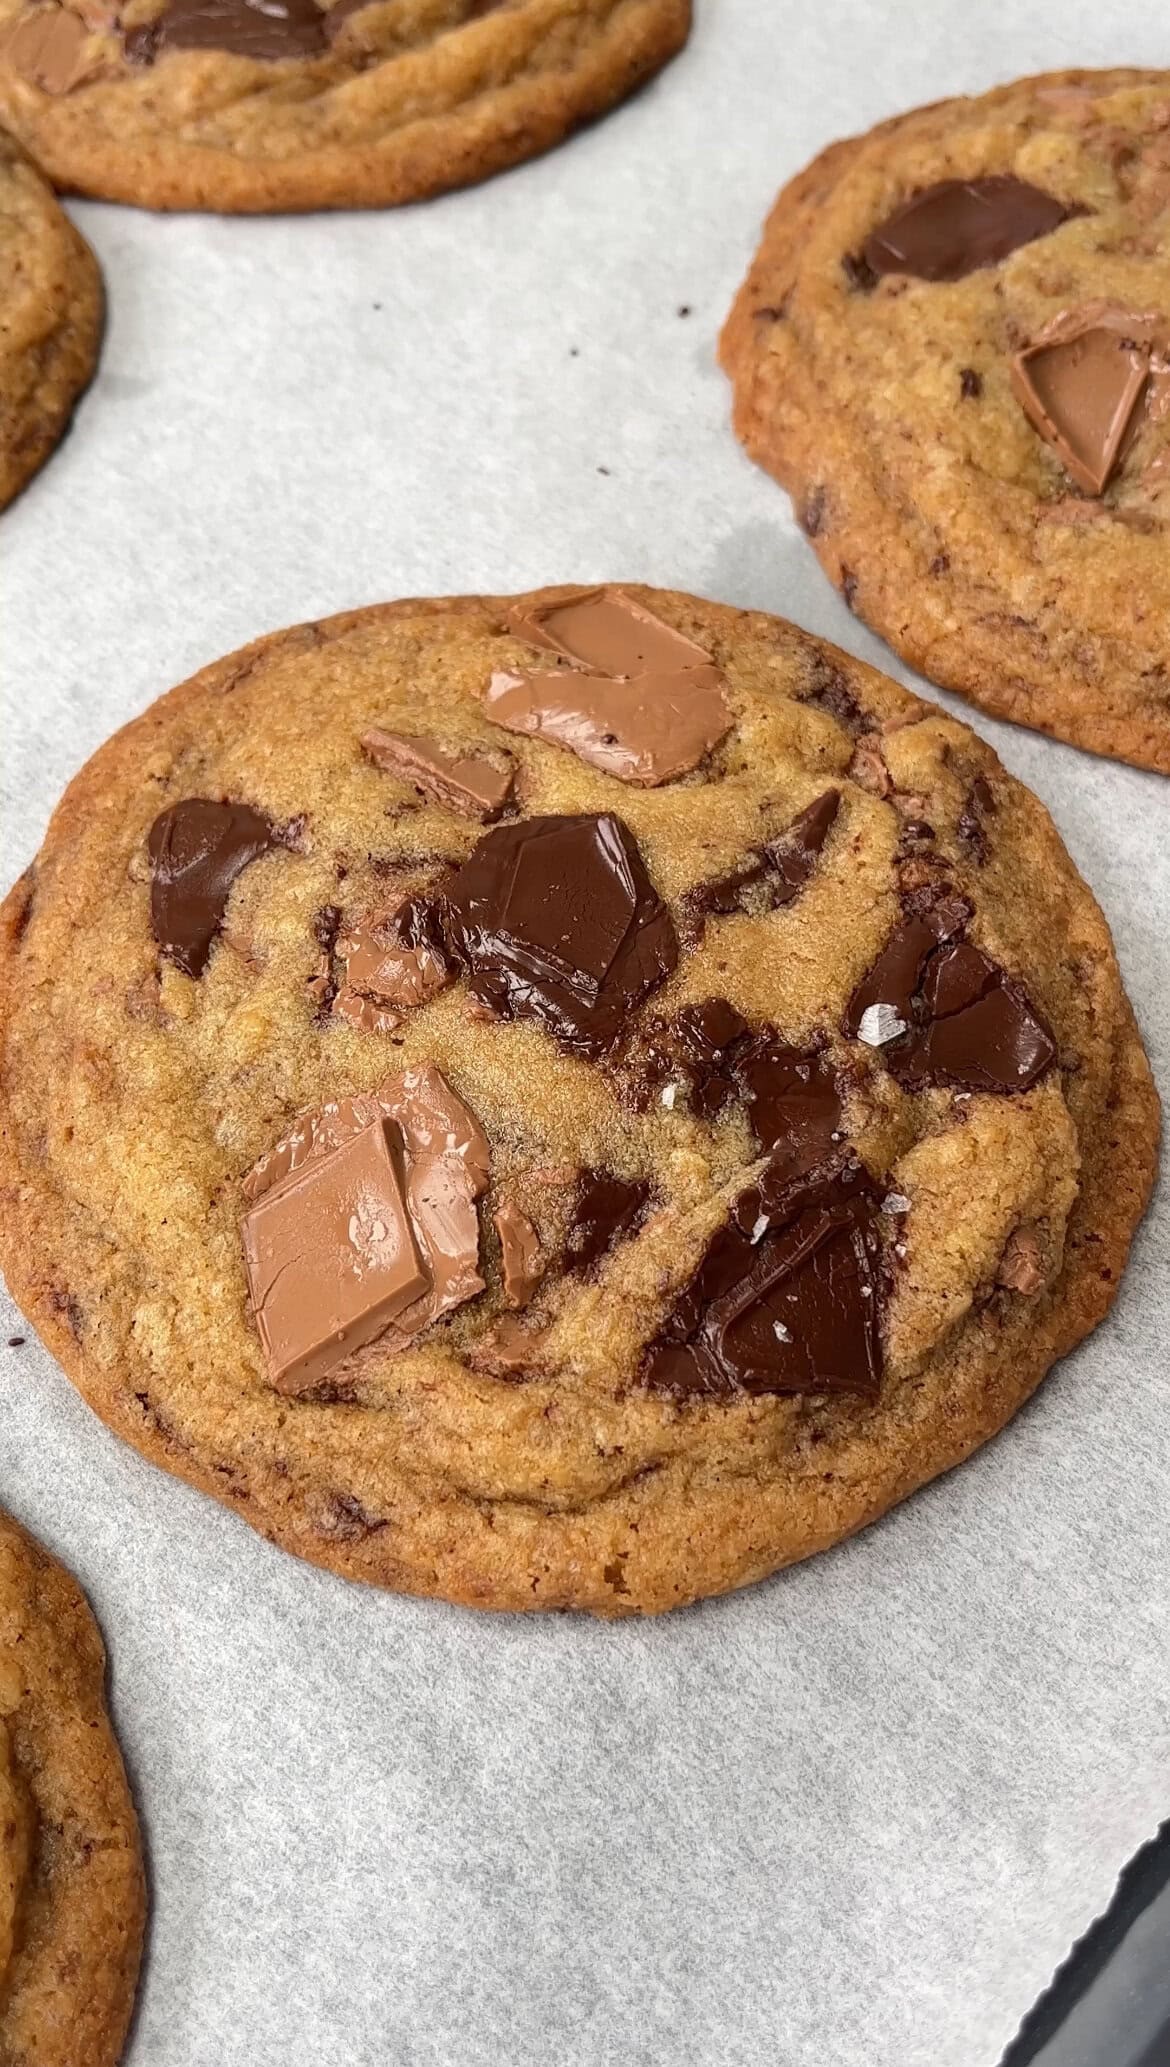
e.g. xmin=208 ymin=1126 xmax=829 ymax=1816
xmin=0 ymin=0 xmax=690 ymax=213
xmin=720 ymin=69 xmax=1170 ymax=774
xmin=0 ymin=1509 xmax=144 ymax=2064
xmin=0 ymin=588 xmax=1158 ymax=1615
xmin=0 ymin=125 xmax=101 ymax=510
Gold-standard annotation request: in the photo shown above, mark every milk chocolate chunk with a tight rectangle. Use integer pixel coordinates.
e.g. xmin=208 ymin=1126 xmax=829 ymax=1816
xmin=361 ymin=730 xmax=513 ymax=823
xmin=242 ymin=1120 xmax=428 ymax=1395
xmin=487 ymin=588 xmax=731 ymax=787
xmin=2 ymin=5 xmax=97 ymax=93
xmin=682 ymin=790 xmax=840 ymax=938
xmin=124 ymin=0 xmax=327 ymax=63
xmin=1010 ymin=303 xmax=1168 ymax=495
xmin=565 ymin=1171 xmax=651 ymax=1276
xmin=242 ymin=1064 xmax=490 ymax=1391
xmin=862 ymin=177 xmax=1078 ymax=283
xmin=148 ymin=799 xmax=279 ymax=978
xmin=845 ymin=899 xmax=1055 ymax=1095
xmin=642 ymin=1157 xmax=883 ymax=1400
xmin=494 ymin=1197 xmax=542 ymax=1309
xmin=334 ymin=906 xmax=451 ymax=1027
xmin=444 ymin=813 xmax=678 ymax=1056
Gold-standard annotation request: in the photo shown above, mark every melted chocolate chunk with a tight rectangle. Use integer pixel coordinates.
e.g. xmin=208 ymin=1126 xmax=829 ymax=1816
xmin=443 ymin=813 xmax=677 ymax=1057
xmin=125 ymin=0 xmax=327 ymax=61
xmin=681 ymin=791 xmax=840 ymax=941
xmin=845 ymin=896 xmax=1056 ymax=1094
xmin=643 ymin=1156 xmax=883 ymax=1400
xmin=148 ymin=799 xmax=279 ymax=978
xmin=862 ymin=177 xmax=1080 ymax=284
xmin=565 ymin=1171 xmax=651 ymax=1276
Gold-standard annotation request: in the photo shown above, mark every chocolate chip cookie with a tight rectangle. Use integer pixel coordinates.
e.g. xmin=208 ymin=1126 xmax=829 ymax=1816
xmin=0 ymin=586 xmax=1157 ymax=1614
xmin=0 ymin=123 xmax=100 ymax=509
xmin=0 ymin=0 xmax=690 ymax=212
xmin=0 ymin=1508 xmax=144 ymax=2062
xmin=721 ymin=69 xmax=1170 ymax=774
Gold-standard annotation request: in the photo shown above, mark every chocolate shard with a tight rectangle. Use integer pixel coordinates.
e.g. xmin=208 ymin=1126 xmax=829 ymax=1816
xmin=241 ymin=1065 xmax=490 ymax=1394
xmin=642 ymin=1155 xmax=884 ymax=1401
xmin=124 ymin=0 xmax=327 ymax=63
xmin=565 ymin=1171 xmax=651 ymax=1277
xmin=443 ymin=812 xmax=678 ymax=1057
xmin=681 ymin=789 xmax=840 ymax=939
xmin=486 ymin=588 xmax=732 ymax=788
xmin=494 ymin=1196 xmax=542 ymax=1309
xmin=862 ymin=176 xmax=1081 ymax=284
xmin=361 ymin=729 xmax=513 ymax=823
xmin=844 ymin=898 xmax=1055 ymax=1095
xmin=1010 ymin=302 xmax=1168 ymax=496
xmin=148 ymin=799 xmax=279 ymax=978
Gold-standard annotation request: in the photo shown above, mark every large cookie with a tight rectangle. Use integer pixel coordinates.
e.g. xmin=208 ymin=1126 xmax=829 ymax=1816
xmin=0 ymin=0 xmax=690 ymax=212
xmin=0 ymin=586 xmax=1157 ymax=1614
xmin=721 ymin=70 xmax=1170 ymax=774
xmin=0 ymin=123 xmax=100 ymax=510
xmin=0 ymin=1508 xmax=144 ymax=2062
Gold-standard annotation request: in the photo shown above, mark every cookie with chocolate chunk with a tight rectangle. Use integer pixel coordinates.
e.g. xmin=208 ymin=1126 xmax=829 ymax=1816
xmin=0 ymin=123 xmax=101 ymax=509
xmin=0 ymin=0 xmax=690 ymax=213
xmin=721 ymin=69 xmax=1170 ymax=773
xmin=0 ymin=585 xmax=1157 ymax=1614
xmin=0 ymin=1508 xmax=144 ymax=2063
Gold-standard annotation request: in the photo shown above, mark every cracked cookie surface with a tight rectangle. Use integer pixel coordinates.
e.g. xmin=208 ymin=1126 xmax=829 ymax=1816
xmin=0 ymin=586 xmax=1158 ymax=1615
xmin=0 ymin=124 xmax=100 ymax=509
xmin=0 ymin=0 xmax=690 ymax=212
xmin=0 ymin=1509 xmax=143 ymax=2064
xmin=721 ymin=69 xmax=1170 ymax=774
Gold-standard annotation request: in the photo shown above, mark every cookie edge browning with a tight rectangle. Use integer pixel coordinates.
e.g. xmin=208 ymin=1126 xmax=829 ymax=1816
xmin=0 ymin=591 xmax=1160 ymax=1616
xmin=718 ymin=66 xmax=1170 ymax=776
xmin=0 ymin=1509 xmax=145 ymax=2064
xmin=0 ymin=132 xmax=103 ymax=512
xmin=0 ymin=0 xmax=692 ymax=213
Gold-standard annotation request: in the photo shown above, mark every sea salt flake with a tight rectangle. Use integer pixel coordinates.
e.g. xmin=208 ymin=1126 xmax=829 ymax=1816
xmin=883 ymin=1191 xmax=911 ymax=1215
xmin=772 ymin=1321 xmax=792 ymax=1343
xmin=857 ymin=1002 xmax=907 ymax=1047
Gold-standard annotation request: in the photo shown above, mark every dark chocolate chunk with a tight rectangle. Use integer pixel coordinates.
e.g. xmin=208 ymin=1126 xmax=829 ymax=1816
xmin=862 ymin=177 xmax=1080 ymax=284
xmin=845 ymin=896 xmax=1055 ymax=1095
xmin=565 ymin=1171 xmax=651 ymax=1276
xmin=798 ymin=661 xmax=865 ymax=735
xmin=125 ymin=0 xmax=328 ymax=62
xmin=841 ymin=250 xmax=879 ymax=293
xmin=637 ymin=998 xmax=751 ymax=1119
xmin=642 ymin=1155 xmax=883 ymax=1400
xmin=732 ymin=1037 xmax=843 ymax=1177
xmin=681 ymin=791 xmax=839 ymax=941
xmin=443 ymin=813 xmax=677 ymax=1056
xmin=957 ymin=773 xmax=996 ymax=861
xmin=899 ymin=942 xmax=1057 ymax=1093
xmin=148 ymin=799 xmax=279 ymax=978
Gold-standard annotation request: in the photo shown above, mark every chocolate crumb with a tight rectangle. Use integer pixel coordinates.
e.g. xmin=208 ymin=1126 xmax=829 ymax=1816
xmin=6 ymin=1336 xmax=25 ymax=1349
xmin=959 ymin=367 xmax=983 ymax=399
xmin=840 ymin=567 xmax=859 ymax=611
xmin=929 ymin=553 xmax=951 ymax=575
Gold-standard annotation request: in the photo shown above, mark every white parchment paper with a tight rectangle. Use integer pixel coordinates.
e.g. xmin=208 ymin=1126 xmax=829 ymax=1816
xmin=2 ymin=5 xmax=1168 ymax=2061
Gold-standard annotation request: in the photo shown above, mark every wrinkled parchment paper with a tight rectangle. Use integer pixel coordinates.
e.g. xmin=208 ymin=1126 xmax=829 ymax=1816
xmin=2 ymin=5 xmax=1168 ymax=2060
